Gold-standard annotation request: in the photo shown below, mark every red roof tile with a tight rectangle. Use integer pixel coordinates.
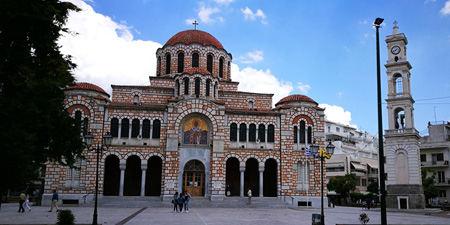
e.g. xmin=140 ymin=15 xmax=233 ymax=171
xmin=66 ymin=82 xmax=110 ymax=97
xmin=275 ymin=94 xmax=317 ymax=106
xmin=165 ymin=30 xmax=224 ymax=49
xmin=183 ymin=68 xmax=211 ymax=75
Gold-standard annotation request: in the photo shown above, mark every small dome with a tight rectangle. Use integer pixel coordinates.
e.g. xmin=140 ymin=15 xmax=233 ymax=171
xmin=165 ymin=30 xmax=224 ymax=49
xmin=275 ymin=94 xmax=317 ymax=106
xmin=66 ymin=82 xmax=110 ymax=97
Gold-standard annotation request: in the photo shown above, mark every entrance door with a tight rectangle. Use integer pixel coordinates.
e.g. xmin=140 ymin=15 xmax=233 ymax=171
xmin=183 ymin=160 xmax=205 ymax=196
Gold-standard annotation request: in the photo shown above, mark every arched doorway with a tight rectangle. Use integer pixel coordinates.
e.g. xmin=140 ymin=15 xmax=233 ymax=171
xmin=124 ymin=155 xmax=141 ymax=196
xmin=183 ymin=160 xmax=205 ymax=196
xmin=244 ymin=158 xmax=259 ymax=197
xmin=103 ymin=155 xmax=120 ymax=196
xmin=263 ymin=158 xmax=277 ymax=197
xmin=145 ymin=156 xmax=162 ymax=196
xmin=226 ymin=157 xmax=240 ymax=196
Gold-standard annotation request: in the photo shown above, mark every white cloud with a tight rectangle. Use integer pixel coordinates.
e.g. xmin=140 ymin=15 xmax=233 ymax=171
xmin=59 ymin=0 xmax=162 ymax=95
xmin=231 ymin=64 xmax=293 ymax=106
xmin=198 ymin=6 xmax=221 ymax=23
xmin=440 ymin=0 xmax=450 ymax=16
xmin=319 ymin=104 xmax=356 ymax=128
xmin=238 ymin=50 xmax=264 ymax=63
xmin=240 ymin=7 xmax=267 ymax=24
xmin=185 ymin=18 xmax=197 ymax=26
xmin=214 ymin=0 xmax=234 ymax=5
xmin=296 ymin=82 xmax=311 ymax=94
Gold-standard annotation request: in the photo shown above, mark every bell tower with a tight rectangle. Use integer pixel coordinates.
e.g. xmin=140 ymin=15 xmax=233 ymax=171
xmin=384 ymin=21 xmax=425 ymax=209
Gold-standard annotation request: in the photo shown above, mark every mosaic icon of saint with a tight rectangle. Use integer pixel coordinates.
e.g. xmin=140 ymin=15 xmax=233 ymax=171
xmin=190 ymin=121 xmax=202 ymax=144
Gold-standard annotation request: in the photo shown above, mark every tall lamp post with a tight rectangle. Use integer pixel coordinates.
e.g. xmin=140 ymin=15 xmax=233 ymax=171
xmin=374 ymin=17 xmax=387 ymax=225
xmin=84 ymin=131 xmax=112 ymax=225
xmin=310 ymin=141 xmax=335 ymax=225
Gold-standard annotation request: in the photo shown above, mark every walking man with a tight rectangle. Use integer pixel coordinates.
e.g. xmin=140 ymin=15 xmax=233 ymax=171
xmin=184 ymin=191 xmax=191 ymax=212
xmin=48 ymin=190 xmax=59 ymax=212
xmin=18 ymin=191 xmax=25 ymax=213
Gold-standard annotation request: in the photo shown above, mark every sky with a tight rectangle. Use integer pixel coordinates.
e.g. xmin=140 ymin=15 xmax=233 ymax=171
xmin=59 ymin=0 xmax=450 ymax=137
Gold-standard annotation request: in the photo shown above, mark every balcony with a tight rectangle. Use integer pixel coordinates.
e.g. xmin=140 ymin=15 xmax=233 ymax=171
xmin=434 ymin=178 xmax=450 ymax=187
xmin=421 ymin=160 xmax=449 ymax=168
xmin=385 ymin=128 xmax=418 ymax=136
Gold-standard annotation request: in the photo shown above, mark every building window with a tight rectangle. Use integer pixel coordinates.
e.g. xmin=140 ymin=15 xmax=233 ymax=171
xmin=165 ymin=54 xmax=171 ymax=74
xmin=195 ymin=79 xmax=200 ymax=97
xmin=249 ymin=124 xmax=256 ymax=142
xmin=336 ymin=127 xmax=340 ymax=132
xmin=176 ymin=80 xmax=180 ymax=96
xmin=420 ymin=154 xmax=426 ymax=162
xmin=297 ymin=162 xmax=309 ymax=190
xmin=438 ymin=171 xmax=446 ymax=183
xmin=300 ymin=121 xmax=305 ymax=144
xmin=206 ymin=80 xmax=210 ymax=96
xmin=152 ymin=119 xmax=161 ymax=138
xmin=207 ymin=54 xmax=213 ymax=73
xmin=177 ymin=52 xmax=184 ymax=73
xmin=239 ymin=123 xmax=247 ymax=142
xmin=440 ymin=190 xmax=447 ymax=198
xmin=133 ymin=95 xmax=139 ymax=104
xmin=111 ymin=118 xmax=119 ymax=137
xmin=65 ymin=159 xmax=83 ymax=187
xmin=192 ymin=53 xmax=199 ymax=68
xmin=219 ymin=58 xmax=224 ymax=78
xmin=268 ymin=124 xmax=274 ymax=143
xmin=184 ymin=78 xmax=189 ymax=95
xmin=327 ymin=126 xmax=331 ymax=132
xmin=294 ymin=126 xmax=298 ymax=144
xmin=307 ymin=126 xmax=312 ymax=144
xmin=258 ymin=124 xmax=265 ymax=142
xmin=121 ymin=118 xmax=129 ymax=138
xmin=356 ymin=179 xmax=361 ymax=186
xmin=142 ymin=119 xmax=150 ymax=138
xmin=432 ymin=153 xmax=444 ymax=165
xmin=362 ymin=179 xmax=367 ymax=186
xmin=131 ymin=119 xmax=140 ymax=138
xmin=395 ymin=76 xmax=402 ymax=94
xmin=248 ymin=101 xmax=254 ymax=109
xmin=230 ymin=123 xmax=237 ymax=141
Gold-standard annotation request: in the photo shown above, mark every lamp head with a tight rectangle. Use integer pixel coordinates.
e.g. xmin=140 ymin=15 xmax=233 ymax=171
xmin=84 ymin=132 xmax=94 ymax=148
xmin=310 ymin=142 xmax=320 ymax=154
xmin=326 ymin=141 xmax=335 ymax=157
xmin=103 ymin=132 xmax=113 ymax=148
xmin=374 ymin=18 xmax=384 ymax=26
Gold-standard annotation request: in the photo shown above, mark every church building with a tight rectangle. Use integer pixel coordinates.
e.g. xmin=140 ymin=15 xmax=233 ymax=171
xmin=43 ymin=29 xmax=327 ymax=207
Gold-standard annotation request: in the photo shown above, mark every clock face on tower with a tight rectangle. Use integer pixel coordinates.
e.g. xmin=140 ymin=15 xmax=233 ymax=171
xmin=391 ymin=46 xmax=401 ymax=55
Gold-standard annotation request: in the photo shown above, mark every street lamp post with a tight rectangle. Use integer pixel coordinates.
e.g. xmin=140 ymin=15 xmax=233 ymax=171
xmin=310 ymin=141 xmax=335 ymax=225
xmin=374 ymin=17 xmax=387 ymax=225
xmin=84 ymin=131 xmax=112 ymax=225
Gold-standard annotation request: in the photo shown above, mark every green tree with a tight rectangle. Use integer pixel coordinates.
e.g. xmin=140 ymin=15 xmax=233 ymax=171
xmin=367 ymin=181 xmax=379 ymax=194
xmin=421 ymin=168 xmax=440 ymax=205
xmin=327 ymin=173 xmax=357 ymax=203
xmin=0 ymin=0 xmax=84 ymax=208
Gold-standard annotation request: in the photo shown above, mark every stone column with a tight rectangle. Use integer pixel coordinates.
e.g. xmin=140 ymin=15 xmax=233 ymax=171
xmin=259 ymin=164 xmax=265 ymax=197
xmin=119 ymin=161 xmax=126 ymax=197
xmin=240 ymin=165 xmax=245 ymax=197
xmin=140 ymin=164 xmax=147 ymax=197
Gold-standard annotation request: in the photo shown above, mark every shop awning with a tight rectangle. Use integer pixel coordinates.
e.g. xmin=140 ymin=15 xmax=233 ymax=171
xmin=351 ymin=162 xmax=367 ymax=171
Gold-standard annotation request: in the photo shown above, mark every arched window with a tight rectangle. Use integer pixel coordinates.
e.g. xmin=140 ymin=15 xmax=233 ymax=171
xmin=184 ymin=78 xmax=189 ymax=95
xmin=176 ymin=80 xmax=180 ymax=96
xmin=133 ymin=95 xmax=139 ymax=104
xmin=121 ymin=118 xmax=129 ymax=138
xmin=249 ymin=124 xmax=256 ymax=142
xmin=111 ymin=118 xmax=119 ymax=137
xmin=195 ymin=79 xmax=200 ymax=97
xmin=248 ymin=101 xmax=254 ymax=109
xmin=267 ymin=124 xmax=274 ymax=143
xmin=75 ymin=111 xmax=81 ymax=120
xmin=142 ymin=119 xmax=150 ymax=138
xmin=207 ymin=54 xmax=213 ymax=73
xmin=258 ymin=124 xmax=265 ymax=142
xmin=299 ymin=121 xmax=305 ymax=143
xmin=192 ymin=53 xmax=199 ymax=68
xmin=165 ymin=54 xmax=171 ymax=74
xmin=152 ymin=119 xmax=161 ymax=138
xmin=395 ymin=77 xmax=402 ymax=93
xmin=230 ymin=123 xmax=237 ymax=141
xmin=219 ymin=58 xmax=224 ymax=78
xmin=239 ymin=123 xmax=247 ymax=142
xmin=177 ymin=52 xmax=184 ymax=73
xmin=131 ymin=119 xmax=140 ymax=138
xmin=206 ymin=80 xmax=210 ymax=96
xmin=294 ymin=126 xmax=298 ymax=143
xmin=157 ymin=56 xmax=161 ymax=76
xmin=307 ymin=126 xmax=312 ymax=144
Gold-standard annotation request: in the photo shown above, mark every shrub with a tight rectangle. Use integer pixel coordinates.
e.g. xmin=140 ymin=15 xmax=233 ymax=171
xmin=57 ymin=209 xmax=75 ymax=225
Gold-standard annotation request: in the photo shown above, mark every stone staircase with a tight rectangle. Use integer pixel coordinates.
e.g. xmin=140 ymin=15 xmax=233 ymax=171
xmin=85 ymin=196 xmax=295 ymax=209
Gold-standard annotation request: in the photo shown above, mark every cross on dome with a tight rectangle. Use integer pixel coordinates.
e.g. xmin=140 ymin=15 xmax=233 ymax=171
xmin=393 ymin=20 xmax=398 ymax=28
xmin=193 ymin=20 xmax=199 ymax=30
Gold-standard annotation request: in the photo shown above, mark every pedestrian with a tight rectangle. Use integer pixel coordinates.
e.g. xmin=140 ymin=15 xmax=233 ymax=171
xmin=184 ymin=191 xmax=191 ymax=213
xmin=18 ymin=191 xmax=26 ymax=213
xmin=23 ymin=193 xmax=31 ymax=212
xmin=178 ymin=193 xmax=184 ymax=213
xmin=48 ymin=190 xmax=59 ymax=212
xmin=172 ymin=192 xmax=179 ymax=212
xmin=247 ymin=189 xmax=252 ymax=205
xmin=365 ymin=197 xmax=372 ymax=210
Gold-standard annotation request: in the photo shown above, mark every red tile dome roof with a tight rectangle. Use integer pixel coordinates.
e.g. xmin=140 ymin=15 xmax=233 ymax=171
xmin=183 ymin=68 xmax=211 ymax=75
xmin=65 ymin=82 xmax=110 ymax=97
xmin=165 ymin=30 xmax=224 ymax=50
xmin=275 ymin=94 xmax=317 ymax=106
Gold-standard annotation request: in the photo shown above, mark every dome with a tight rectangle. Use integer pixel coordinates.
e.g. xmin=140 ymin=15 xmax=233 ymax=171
xmin=275 ymin=94 xmax=317 ymax=106
xmin=165 ymin=30 xmax=224 ymax=50
xmin=65 ymin=82 xmax=110 ymax=97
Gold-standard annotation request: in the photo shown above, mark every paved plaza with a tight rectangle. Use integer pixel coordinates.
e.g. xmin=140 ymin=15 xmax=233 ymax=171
xmin=0 ymin=202 xmax=449 ymax=225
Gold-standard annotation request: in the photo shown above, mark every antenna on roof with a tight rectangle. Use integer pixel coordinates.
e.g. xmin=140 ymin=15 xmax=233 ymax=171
xmin=193 ymin=20 xmax=198 ymax=30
